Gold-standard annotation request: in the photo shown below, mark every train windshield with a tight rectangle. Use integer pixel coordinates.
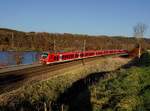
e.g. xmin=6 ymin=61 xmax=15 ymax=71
xmin=41 ymin=53 xmax=48 ymax=59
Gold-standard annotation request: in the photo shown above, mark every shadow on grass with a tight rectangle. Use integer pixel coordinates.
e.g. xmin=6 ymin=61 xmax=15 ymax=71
xmin=119 ymin=57 xmax=139 ymax=69
xmin=52 ymin=56 xmax=142 ymax=111
xmin=52 ymin=71 xmax=109 ymax=111
xmin=121 ymin=52 xmax=150 ymax=68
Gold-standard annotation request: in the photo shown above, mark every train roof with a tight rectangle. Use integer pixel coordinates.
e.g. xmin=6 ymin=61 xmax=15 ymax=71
xmin=41 ymin=49 xmax=128 ymax=55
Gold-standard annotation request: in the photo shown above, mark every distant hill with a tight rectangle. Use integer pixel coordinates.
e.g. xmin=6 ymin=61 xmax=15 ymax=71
xmin=0 ymin=28 xmax=24 ymax=33
xmin=0 ymin=28 xmax=150 ymax=51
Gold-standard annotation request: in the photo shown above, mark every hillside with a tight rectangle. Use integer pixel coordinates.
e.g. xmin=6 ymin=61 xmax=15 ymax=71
xmin=0 ymin=55 xmax=131 ymax=111
xmin=88 ymin=52 xmax=150 ymax=111
xmin=0 ymin=28 xmax=150 ymax=51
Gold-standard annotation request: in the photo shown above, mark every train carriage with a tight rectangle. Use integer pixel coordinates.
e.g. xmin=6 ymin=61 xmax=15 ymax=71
xmin=40 ymin=50 xmax=128 ymax=64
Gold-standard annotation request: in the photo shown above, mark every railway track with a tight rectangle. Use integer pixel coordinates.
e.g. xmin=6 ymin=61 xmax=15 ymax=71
xmin=0 ymin=54 xmax=127 ymax=94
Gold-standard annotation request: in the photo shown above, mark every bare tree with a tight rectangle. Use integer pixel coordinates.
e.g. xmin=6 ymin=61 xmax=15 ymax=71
xmin=133 ymin=23 xmax=147 ymax=39
xmin=133 ymin=23 xmax=148 ymax=57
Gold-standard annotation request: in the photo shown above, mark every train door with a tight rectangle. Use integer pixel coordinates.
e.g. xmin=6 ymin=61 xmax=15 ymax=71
xmin=60 ymin=54 xmax=62 ymax=61
xmin=49 ymin=54 xmax=54 ymax=62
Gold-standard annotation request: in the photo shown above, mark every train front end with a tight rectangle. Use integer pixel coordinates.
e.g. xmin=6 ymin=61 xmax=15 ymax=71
xmin=40 ymin=52 xmax=49 ymax=64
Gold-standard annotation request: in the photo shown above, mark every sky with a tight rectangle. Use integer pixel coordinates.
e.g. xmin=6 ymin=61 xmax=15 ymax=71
xmin=0 ymin=0 xmax=150 ymax=37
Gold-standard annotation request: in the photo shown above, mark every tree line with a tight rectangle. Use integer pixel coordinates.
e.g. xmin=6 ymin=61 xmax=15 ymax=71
xmin=0 ymin=28 xmax=150 ymax=52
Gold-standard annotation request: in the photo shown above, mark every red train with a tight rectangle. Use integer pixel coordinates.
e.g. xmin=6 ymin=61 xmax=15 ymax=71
xmin=40 ymin=49 xmax=128 ymax=64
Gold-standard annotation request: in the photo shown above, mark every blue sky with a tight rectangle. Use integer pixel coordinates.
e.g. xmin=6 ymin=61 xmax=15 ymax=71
xmin=0 ymin=0 xmax=150 ymax=37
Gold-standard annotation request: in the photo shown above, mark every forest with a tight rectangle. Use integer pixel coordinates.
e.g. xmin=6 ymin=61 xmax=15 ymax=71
xmin=0 ymin=28 xmax=150 ymax=51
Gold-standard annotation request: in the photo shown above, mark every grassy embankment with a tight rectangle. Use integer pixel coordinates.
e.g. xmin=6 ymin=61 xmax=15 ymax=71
xmin=88 ymin=52 xmax=150 ymax=111
xmin=0 ymin=57 xmax=130 ymax=111
xmin=1 ymin=52 xmax=150 ymax=111
xmin=62 ymin=52 xmax=150 ymax=111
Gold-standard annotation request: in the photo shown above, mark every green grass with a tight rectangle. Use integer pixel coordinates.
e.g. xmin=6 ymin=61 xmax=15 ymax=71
xmin=89 ymin=52 xmax=150 ymax=111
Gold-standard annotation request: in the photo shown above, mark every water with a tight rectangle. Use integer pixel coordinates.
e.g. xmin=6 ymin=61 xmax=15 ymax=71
xmin=0 ymin=51 xmax=41 ymax=67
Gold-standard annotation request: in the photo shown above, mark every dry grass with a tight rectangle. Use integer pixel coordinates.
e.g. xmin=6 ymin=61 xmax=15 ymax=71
xmin=0 ymin=57 xmax=130 ymax=110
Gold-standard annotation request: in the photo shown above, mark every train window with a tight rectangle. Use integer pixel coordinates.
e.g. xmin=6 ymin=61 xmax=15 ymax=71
xmin=75 ymin=54 xmax=78 ymax=57
xmin=62 ymin=55 xmax=64 ymax=59
xmin=63 ymin=55 xmax=66 ymax=59
xmin=54 ymin=56 xmax=57 ymax=60
xmin=68 ymin=55 xmax=70 ymax=59
xmin=71 ymin=54 xmax=74 ymax=58
xmin=54 ymin=56 xmax=59 ymax=61
xmin=41 ymin=53 xmax=48 ymax=59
